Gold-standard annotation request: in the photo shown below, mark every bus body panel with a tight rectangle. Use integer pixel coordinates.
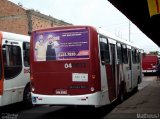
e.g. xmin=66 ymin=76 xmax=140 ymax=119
xmin=99 ymin=65 xmax=111 ymax=105
xmin=132 ymin=63 xmax=139 ymax=88
xmin=126 ymin=49 xmax=132 ymax=91
xmin=32 ymin=91 xmax=110 ymax=107
xmin=0 ymin=32 xmax=3 ymax=96
xmin=0 ymin=31 xmax=30 ymax=106
xmin=131 ymin=49 xmax=142 ymax=89
xmin=32 ymin=60 xmax=92 ymax=95
xmin=122 ymin=63 xmax=131 ymax=92
xmin=131 ymin=51 xmax=137 ymax=88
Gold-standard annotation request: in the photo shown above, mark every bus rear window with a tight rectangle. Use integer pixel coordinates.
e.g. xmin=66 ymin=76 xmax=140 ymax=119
xmin=34 ymin=29 xmax=89 ymax=61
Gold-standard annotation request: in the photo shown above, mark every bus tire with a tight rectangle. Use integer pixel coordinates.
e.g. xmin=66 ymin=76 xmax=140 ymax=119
xmin=23 ymin=84 xmax=33 ymax=108
xmin=138 ymin=76 xmax=141 ymax=84
xmin=118 ymin=82 xmax=126 ymax=103
xmin=119 ymin=90 xmax=124 ymax=103
xmin=133 ymin=86 xmax=138 ymax=93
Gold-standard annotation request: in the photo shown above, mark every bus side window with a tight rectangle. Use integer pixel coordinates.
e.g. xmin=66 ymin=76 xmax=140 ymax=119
xmin=116 ymin=42 xmax=122 ymax=64
xmin=122 ymin=44 xmax=128 ymax=64
xmin=3 ymin=45 xmax=22 ymax=79
xmin=23 ymin=42 xmax=30 ymax=67
xmin=136 ymin=50 xmax=140 ymax=63
xmin=100 ymin=37 xmax=110 ymax=64
xmin=132 ymin=48 xmax=137 ymax=64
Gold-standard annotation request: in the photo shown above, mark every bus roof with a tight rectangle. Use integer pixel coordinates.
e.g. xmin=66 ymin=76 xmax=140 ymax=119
xmin=97 ymin=27 xmax=141 ymax=50
xmin=1 ymin=31 xmax=30 ymax=42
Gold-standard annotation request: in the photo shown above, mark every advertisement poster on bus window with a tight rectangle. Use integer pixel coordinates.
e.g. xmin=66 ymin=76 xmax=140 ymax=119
xmin=34 ymin=29 xmax=89 ymax=61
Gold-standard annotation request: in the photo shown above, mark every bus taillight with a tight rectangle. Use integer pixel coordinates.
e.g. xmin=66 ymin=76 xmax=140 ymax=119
xmin=90 ymin=87 xmax=95 ymax=92
xmin=92 ymin=75 xmax=96 ymax=79
xmin=32 ymin=87 xmax=35 ymax=92
xmin=30 ymin=77 xmax=35 ymax=92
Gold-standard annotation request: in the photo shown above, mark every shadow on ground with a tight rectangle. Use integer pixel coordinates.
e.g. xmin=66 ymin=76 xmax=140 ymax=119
xmin=40 ymin=102 xmax=119 ymax=119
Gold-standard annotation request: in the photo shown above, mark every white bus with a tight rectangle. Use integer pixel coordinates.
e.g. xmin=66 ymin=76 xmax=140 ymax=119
xmin=0 ymin=31 xmax=31 ymax=107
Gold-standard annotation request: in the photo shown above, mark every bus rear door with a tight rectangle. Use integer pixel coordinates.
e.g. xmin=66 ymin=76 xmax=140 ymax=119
xmin=99 ymin=37 xmax=116 ymax=102
xmin=131 ymin=48 xmax=139 ymax=88
xmin=128 ymin=49 xmax=132 ymax=89
xmin=108 ymin=44 xmax=116 ymax=101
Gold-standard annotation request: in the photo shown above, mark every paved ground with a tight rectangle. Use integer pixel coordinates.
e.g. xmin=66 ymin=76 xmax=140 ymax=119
xmin=104 ymin=76 xmax=160 ymax=119
xmin=138 ymin=76 xmax=156 ymax=90
xmin=1 ymin=76 xmax=159 ymax=119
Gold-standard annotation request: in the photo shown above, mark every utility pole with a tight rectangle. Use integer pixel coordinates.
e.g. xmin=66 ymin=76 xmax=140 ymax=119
xmin=129 ymin=20 xmax=131 ymax=42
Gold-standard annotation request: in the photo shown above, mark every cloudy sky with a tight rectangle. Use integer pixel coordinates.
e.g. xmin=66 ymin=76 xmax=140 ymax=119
xmin=10 ymin=0 xmax=160 ymax=53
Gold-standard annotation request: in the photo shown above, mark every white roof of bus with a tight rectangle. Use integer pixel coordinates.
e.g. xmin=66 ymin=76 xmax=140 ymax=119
xmin=1 ymin=31 xmax=30 ymax=42
xmin=97 ymin=27 xmax=140 ymax=49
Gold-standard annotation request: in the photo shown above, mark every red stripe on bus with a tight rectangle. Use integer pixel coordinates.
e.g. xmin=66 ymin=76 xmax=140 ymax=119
xmin=0 ymin=32 xmax=3 ymax=95
xmin=156 ymin=0 xmax=160 ymax=13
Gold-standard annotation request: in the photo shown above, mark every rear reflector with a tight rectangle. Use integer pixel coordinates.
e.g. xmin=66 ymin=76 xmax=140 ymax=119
xmin=90 ymin=87 xmax=95 ymax=92
xmin=92 ymin=75 xmax=96 ymax=79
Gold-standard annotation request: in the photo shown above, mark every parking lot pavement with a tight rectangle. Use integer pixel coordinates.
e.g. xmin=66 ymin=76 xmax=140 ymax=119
xmin=138 ymin=76 xmax=156 ymax=90
xmin=104 ymin=76 xmax=160 ymax=119
xmin=1 ymin=76 xmax=159 ymax=119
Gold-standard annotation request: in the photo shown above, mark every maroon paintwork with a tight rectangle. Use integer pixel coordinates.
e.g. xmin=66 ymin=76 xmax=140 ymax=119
xmin=30 ymin=26 xmax=101 ymax=95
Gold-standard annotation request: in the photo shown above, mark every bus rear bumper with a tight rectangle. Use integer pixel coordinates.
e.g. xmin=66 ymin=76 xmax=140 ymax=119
xmin=142 ymin=70 xmax=156 ymax=73
xmin=31 ymin=91 xmax=110 ymax=107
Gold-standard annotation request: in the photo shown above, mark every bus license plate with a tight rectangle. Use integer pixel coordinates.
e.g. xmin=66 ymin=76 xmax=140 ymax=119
xmin=72 ymin=73 xmax=88 ymax=82
xmin=55 ymin=89 xmax=67 ymax=95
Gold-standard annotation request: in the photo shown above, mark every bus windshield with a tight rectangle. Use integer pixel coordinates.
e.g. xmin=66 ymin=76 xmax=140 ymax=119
xmin=34 ymin=29 xmax=89 ymax=61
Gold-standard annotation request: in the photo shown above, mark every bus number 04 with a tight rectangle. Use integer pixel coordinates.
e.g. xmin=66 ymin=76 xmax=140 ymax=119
xmin=64 ymin=63 xmax=72 ymax=69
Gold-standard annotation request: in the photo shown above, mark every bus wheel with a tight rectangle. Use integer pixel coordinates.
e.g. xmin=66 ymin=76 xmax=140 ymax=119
xmin=133 ymin=86 xmax=138 ymax=93
xmin=138 ymin=76 xmax=141 ymax=84
xmin=23 ymin=84 xmax=33 ymax=108
xmin=118 ymin=83 xmax=126 ymax=103
xmin=119 ymin=90 xmax=124 ymax=103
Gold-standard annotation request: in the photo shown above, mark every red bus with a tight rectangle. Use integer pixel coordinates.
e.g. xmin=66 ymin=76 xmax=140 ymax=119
xmin=30 ymin=26 xmax=142 ymax=107
xmin=142 ymin=54 xmax=159 ymax=74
